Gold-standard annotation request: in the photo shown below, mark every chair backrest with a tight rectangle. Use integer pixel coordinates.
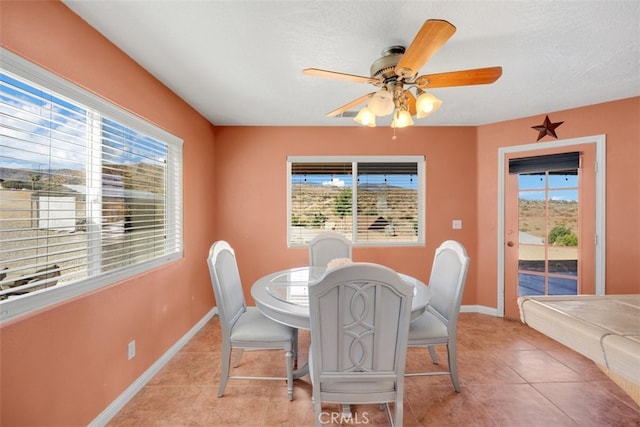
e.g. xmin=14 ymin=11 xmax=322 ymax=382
xmin=426 ymin=240 xmax=470 ymax=329
xmin=308 ymin=262 xmax=413 ymax=400
xmin=207 ymin=240 xmax=247 ymax=339
xmin=308 ymin=232 xmax=352 ymax=267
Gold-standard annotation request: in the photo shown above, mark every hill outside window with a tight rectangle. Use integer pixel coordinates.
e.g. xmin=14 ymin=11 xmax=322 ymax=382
xmin=0 ymin=50 xmax=183 ymax=322
xmin=288 ymin=156 xmax=425 ymax=246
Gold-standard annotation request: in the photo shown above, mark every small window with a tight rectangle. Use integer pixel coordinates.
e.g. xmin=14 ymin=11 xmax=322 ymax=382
xmin=0 ymin=50 xmax=183 ymax=321
xmin=288 ymin=156 xmax=425 ymax=246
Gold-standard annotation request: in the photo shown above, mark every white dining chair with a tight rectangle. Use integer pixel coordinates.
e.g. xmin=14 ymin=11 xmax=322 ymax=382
xmin=207 ymin=240 xmax=298 ymax=400
xmin=308 ymin=262 xmax=413 ymax=426
xmin=308 ymin=232 xmax=352 ymax=267
xmin=405 ymin=240 xmax=470 ymax=392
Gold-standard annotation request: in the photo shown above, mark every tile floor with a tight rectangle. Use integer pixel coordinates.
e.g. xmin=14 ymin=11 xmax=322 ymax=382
xmin=108 ymin=313 xmax=639 ymax=426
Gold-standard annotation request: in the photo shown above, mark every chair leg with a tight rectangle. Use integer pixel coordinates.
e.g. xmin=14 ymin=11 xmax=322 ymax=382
xmin=313 ymin=399 xmax=323 ymax=427
xmin=446 ymin=342 xmax=461 ymax=392
xmin=218 ymin=343 xmax=232 ymax=397
xmin=428 ymin=346 xmax=439 ymax=364
xmin=292 ymin=329 xmax=299 ymax=369
xmin=285 ymin=347 xmax=294 ymax=400
xmin=392 ymin=401 xmax=401 ymax=427
xmin=233 ymin=349 xmax=244 ymax=368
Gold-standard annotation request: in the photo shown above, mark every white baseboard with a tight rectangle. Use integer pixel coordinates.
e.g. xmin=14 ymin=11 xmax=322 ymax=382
xmin=90 ymin=307 xmax=217 ymax=427
xmin=460 ymin=304 xmax=499 ymax=317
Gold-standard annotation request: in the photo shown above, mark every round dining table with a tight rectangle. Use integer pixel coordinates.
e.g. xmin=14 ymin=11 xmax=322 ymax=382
xmin=251 ymin=264 xmax=431 ymax=409
xmin=251 ymin=265 xmax=430 ymax=330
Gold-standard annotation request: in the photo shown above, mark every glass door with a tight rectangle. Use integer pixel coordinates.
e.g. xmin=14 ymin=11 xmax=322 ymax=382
xmin=517 ymin=170 xmax=579 ymax=296
xmin=503 ymin=144 xmax=596 ymax=319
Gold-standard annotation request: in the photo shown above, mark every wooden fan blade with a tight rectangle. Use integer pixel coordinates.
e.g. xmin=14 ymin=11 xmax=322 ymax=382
xmin=415 ymin=66 xmax=503 ymax=89
xmin=395 ymin=19 xmax=456 ymax=79
xmin=303 ymin=68 xmax=378 ymax=84
xmin=326 ymin=93 xmax=374 ymax=117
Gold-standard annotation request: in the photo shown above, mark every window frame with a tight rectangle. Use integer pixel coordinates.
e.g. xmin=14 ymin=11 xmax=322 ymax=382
xmin=287 ymin=155 xmax=425 ymax=247
xmin=0 ymin=49 xmax=183 ymax=323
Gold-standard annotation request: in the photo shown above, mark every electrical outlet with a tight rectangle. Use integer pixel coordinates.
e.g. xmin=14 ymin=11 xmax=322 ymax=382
xmin=128 ymin=340 xmax=136 ymax=360
xmin=452 ymin=219 xmax=462 ymax=229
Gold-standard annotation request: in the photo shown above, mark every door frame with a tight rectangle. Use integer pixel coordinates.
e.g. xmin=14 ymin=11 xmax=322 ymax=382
xmin=496 ymin=135 xmax=606 ymax=317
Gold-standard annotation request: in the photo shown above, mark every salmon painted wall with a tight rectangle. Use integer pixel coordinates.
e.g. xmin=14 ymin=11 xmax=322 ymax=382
xmin=213 ymin=126 xmax=478 ymax=303
xmin=1 ymin=1 xmax=638 ymax=425
xmin=0 ymin=2 xmax=216 ymax=425
xmin=476 ymin=97 xmax=640 ymax=308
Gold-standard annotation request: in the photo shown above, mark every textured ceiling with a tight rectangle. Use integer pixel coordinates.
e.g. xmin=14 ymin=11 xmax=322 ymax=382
xmin=62 ymin=1 xmax=640 ymax=127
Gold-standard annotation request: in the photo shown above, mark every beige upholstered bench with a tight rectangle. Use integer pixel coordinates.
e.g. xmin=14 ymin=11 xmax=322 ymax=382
xmin=518 ymin=294 xmax=640 ymax=405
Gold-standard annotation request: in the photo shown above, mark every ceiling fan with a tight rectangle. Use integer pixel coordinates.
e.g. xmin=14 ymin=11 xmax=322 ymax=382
xmin=303 ymin=19 xmax=502 ymax=128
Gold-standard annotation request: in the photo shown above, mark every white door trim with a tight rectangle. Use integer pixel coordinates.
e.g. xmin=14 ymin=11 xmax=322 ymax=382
xmin=496 ymin=135 xmax=606 ymax=317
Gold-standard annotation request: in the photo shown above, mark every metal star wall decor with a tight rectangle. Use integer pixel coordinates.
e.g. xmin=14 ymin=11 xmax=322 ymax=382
xmin=532 ymin=115 xmax=564 ymax=141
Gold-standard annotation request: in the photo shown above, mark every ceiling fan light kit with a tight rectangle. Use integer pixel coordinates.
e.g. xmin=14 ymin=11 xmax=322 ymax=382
xmin=303 ymin=19 xmax=502 ymax=131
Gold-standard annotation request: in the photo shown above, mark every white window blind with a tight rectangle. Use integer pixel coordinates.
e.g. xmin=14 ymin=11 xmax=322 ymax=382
xmin=0 ymin=50 xmax=183 ymax=321
xmin=288 ymin=156 xmax=424 ymax=246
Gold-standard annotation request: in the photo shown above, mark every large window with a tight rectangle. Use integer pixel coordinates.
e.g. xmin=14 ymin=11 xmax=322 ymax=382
xmin=288 ymin=156 xmax=424 ymax=246
xmin=0 ymin=50 xmax=183 ymax=321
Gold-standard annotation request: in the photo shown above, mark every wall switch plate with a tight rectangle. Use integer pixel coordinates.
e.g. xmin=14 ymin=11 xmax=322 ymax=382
xmin=128 ymin=340 xmax=136 ymax=360
xmin=452 ymin=220 xmax=462 ymax=229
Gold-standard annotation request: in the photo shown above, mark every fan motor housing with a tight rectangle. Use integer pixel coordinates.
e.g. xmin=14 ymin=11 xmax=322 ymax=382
xmin=370 ymin=46 xmax=405 ymax=82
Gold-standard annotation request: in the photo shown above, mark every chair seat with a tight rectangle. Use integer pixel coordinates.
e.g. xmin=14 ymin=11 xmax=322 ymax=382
xmin=408 ymin=310 xmax=448 ymax=342
xmin=230 ymin=306 xmax=295 ymax=344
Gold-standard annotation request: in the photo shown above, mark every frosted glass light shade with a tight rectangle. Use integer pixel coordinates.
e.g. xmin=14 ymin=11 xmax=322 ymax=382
xmin=416 ymin=92 xmax=442 ymax=118
xmin=354 ymin=106 xmax=376 ymax=127
xmin=391 ymin=109 xmax=414 ymax=128
xmin=367 ymin=90 xmax=394 ymax=116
